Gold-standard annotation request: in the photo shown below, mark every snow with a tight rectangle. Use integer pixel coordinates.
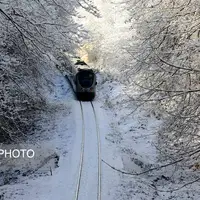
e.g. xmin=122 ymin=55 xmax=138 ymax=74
xmin=1 ymin=0 xmax=200 ymax=200
xmin=0 ymin=72 xmax=74 ymax=200
xmin=0 ymin=63 xmax=158 ymax=199
xmin=76 ymin=102 xmax=99 ymax=200
xmin=0 ymin=72 xmax=121 ymax=200
xmin=96 ymin=77 xmax=200 ymax=200
xmin=2 ymin=68 xmax=200 ymax=200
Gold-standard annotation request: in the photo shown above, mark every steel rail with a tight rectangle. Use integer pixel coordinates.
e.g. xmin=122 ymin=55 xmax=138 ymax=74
xmin=91 ymin=102 xmax=102 ymax=200
xmin=74 ymin=101 xmax=85 ymax=200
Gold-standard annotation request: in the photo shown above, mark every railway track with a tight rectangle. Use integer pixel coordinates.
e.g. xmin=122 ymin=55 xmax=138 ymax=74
xmin=73 ymin=101 xmax=102 ymax=200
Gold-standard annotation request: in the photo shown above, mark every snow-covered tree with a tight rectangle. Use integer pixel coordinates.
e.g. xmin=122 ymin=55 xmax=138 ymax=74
xmin=125 ymin=0 xmax=200 ymax=162
xmin=0 ymin=0 xmax=98 ymax=143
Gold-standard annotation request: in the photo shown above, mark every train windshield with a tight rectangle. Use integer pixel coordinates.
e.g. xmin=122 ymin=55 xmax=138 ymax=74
xmin=78 ymin=71 xmax=94 ymax=88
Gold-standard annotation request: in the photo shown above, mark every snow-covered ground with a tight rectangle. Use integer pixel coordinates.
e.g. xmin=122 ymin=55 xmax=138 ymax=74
xmin=96 ymin=76 xmax=200 ymax=200
xmin=0 ymin=73 xmax=73 ymax=200
xmin=0 ymin=72 xmax=121 ymax=200
xmin=1 ymin=70 xmax=200 ymax=200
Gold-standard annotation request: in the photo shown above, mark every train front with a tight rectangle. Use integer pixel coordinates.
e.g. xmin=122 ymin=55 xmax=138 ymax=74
xmin=75 ymin=69 xmax=96 ymax=101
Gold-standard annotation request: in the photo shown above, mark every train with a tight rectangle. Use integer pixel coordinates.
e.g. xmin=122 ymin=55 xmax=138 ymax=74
xmin=74 ymin=60 xmax=97 ymax=101
xmin=62 ymin=52 xmax=97 ymax=101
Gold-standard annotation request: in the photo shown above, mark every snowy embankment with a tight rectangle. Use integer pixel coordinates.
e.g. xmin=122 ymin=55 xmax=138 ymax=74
xmin=96 ymin=77 xmax=161 ymax=200
xmin=97 ymin=76 xmax=200 ymax=200
xmin=0 ymin=71 xmax=74 ymax=200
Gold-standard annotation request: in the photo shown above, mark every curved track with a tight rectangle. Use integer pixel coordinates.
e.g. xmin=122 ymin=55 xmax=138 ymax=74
xmin=73 ymin=101 xmax=102 ymax=200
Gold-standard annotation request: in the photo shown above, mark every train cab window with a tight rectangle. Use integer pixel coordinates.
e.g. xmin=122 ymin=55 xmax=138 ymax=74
xmin=78 ymin=71 xmax=94 ymax=88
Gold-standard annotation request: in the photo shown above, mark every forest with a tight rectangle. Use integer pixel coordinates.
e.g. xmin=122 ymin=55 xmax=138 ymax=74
xmin=0 ymin=0 xmax=200 ymax=199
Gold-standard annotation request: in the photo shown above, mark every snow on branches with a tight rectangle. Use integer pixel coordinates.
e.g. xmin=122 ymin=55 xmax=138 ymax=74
xmin=125 ymin=0 xmax=200 ymax=162
xmin=0 ymin=0 xmax=94 ymax=143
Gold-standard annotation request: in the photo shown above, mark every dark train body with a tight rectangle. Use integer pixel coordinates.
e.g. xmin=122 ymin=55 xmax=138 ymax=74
xmin=74 ymin=61 xmax=97 ymax=101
